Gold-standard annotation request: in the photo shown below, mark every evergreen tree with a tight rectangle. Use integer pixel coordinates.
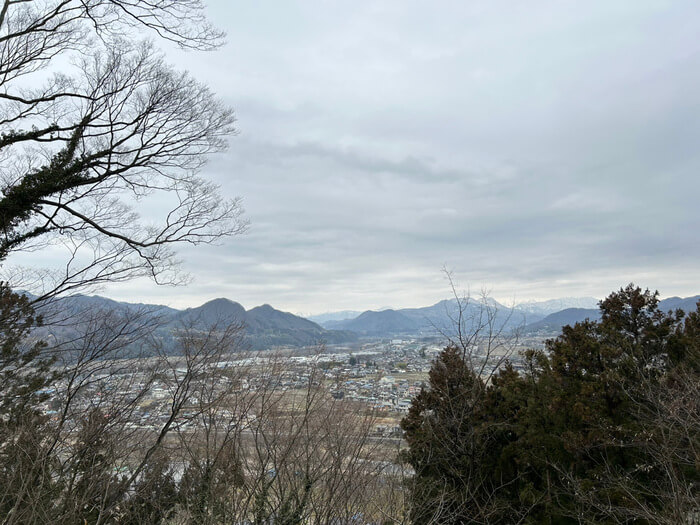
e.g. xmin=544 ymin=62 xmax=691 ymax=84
xmin=402 ymin=284 xmax=700 ymax=524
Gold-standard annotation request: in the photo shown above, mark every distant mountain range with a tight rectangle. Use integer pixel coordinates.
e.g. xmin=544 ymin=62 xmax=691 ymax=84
xmin=307 ymin=310 xmax=363 ymax=324
xmin=318 ymin=295 xmax=700 ymax=337
xmin=321 ymin=298 xmax=532 ymax=336
xmin=522 ymin=295 xmax=700 ymax=333
xmin=514 ymin=297 xmax=599 ymax=317
xmin=27 ymin=292 xmax=700 ymax=348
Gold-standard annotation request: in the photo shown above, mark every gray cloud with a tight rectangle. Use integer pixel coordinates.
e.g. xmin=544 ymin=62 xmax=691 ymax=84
xmin=11 ymin=0 xmax=700 ymax=313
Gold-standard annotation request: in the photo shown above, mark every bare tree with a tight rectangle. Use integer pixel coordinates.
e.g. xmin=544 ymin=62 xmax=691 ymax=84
xmin=0 ymin=296 xmax=413 ymax=524
xmin=0 ymin=0 xmax=246 ymax=300
xmin=146 ymin=352 xmax=394 ymax=524
xmin=438 ymin=269 xmax=521 ymax=386
xmin=0 ymin=4 xmax=260 ymax=522
xmin=400 ymin=274 xmax=530 ymax=524
xmin=0 ymin=298 xmax=246 ymax=524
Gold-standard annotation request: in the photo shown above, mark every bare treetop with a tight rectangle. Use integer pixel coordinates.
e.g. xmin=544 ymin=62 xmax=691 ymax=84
xmin=0 ymin=0 xmax=247 ymax=300
xmin=0 ymin=0 xmax=224 ymax=54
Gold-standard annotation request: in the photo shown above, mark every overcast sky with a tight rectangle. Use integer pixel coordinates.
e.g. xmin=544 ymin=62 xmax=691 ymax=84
xmin=37 ymin=1 xmax=700 ymax=314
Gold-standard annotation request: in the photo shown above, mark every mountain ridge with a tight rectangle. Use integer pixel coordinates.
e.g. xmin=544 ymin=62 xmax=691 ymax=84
xmin=523 ymin=295 xmax=700 ymax=333
xmin=27 ymin=292 xmax=700 ymax=343
xmin=320 ymin=295 xmax=700 ymax=337
xmin=37 ymin=295 xmax=356 ymax=350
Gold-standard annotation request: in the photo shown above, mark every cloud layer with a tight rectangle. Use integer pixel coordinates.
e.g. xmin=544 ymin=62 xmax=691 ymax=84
xmin=20 ymin=1 xmax=700 ymax=313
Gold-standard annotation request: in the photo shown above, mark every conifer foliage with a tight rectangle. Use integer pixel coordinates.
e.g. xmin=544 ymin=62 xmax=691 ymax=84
xmin=402 ymin=284 xmax=700 ymax=524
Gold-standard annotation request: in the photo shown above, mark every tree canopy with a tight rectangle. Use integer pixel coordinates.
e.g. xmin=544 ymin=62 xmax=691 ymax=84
xmin=402 ymin=284 xmax=700 ymax=524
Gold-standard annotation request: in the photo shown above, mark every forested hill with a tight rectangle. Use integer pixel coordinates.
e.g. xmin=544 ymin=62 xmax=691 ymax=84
xmin=174 ymin=299 xmax=356 ymax=348
xmin=34 ymin=295 xmax=356 ymax=350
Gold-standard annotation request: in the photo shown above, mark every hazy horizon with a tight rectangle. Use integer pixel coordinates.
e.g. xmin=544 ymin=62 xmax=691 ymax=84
xmin=58 ymin=289 xmax=700 ymax=319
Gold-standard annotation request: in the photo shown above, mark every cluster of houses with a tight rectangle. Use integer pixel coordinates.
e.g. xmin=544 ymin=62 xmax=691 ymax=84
xmin=39 ymin=336 xmax=542 ymax=435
